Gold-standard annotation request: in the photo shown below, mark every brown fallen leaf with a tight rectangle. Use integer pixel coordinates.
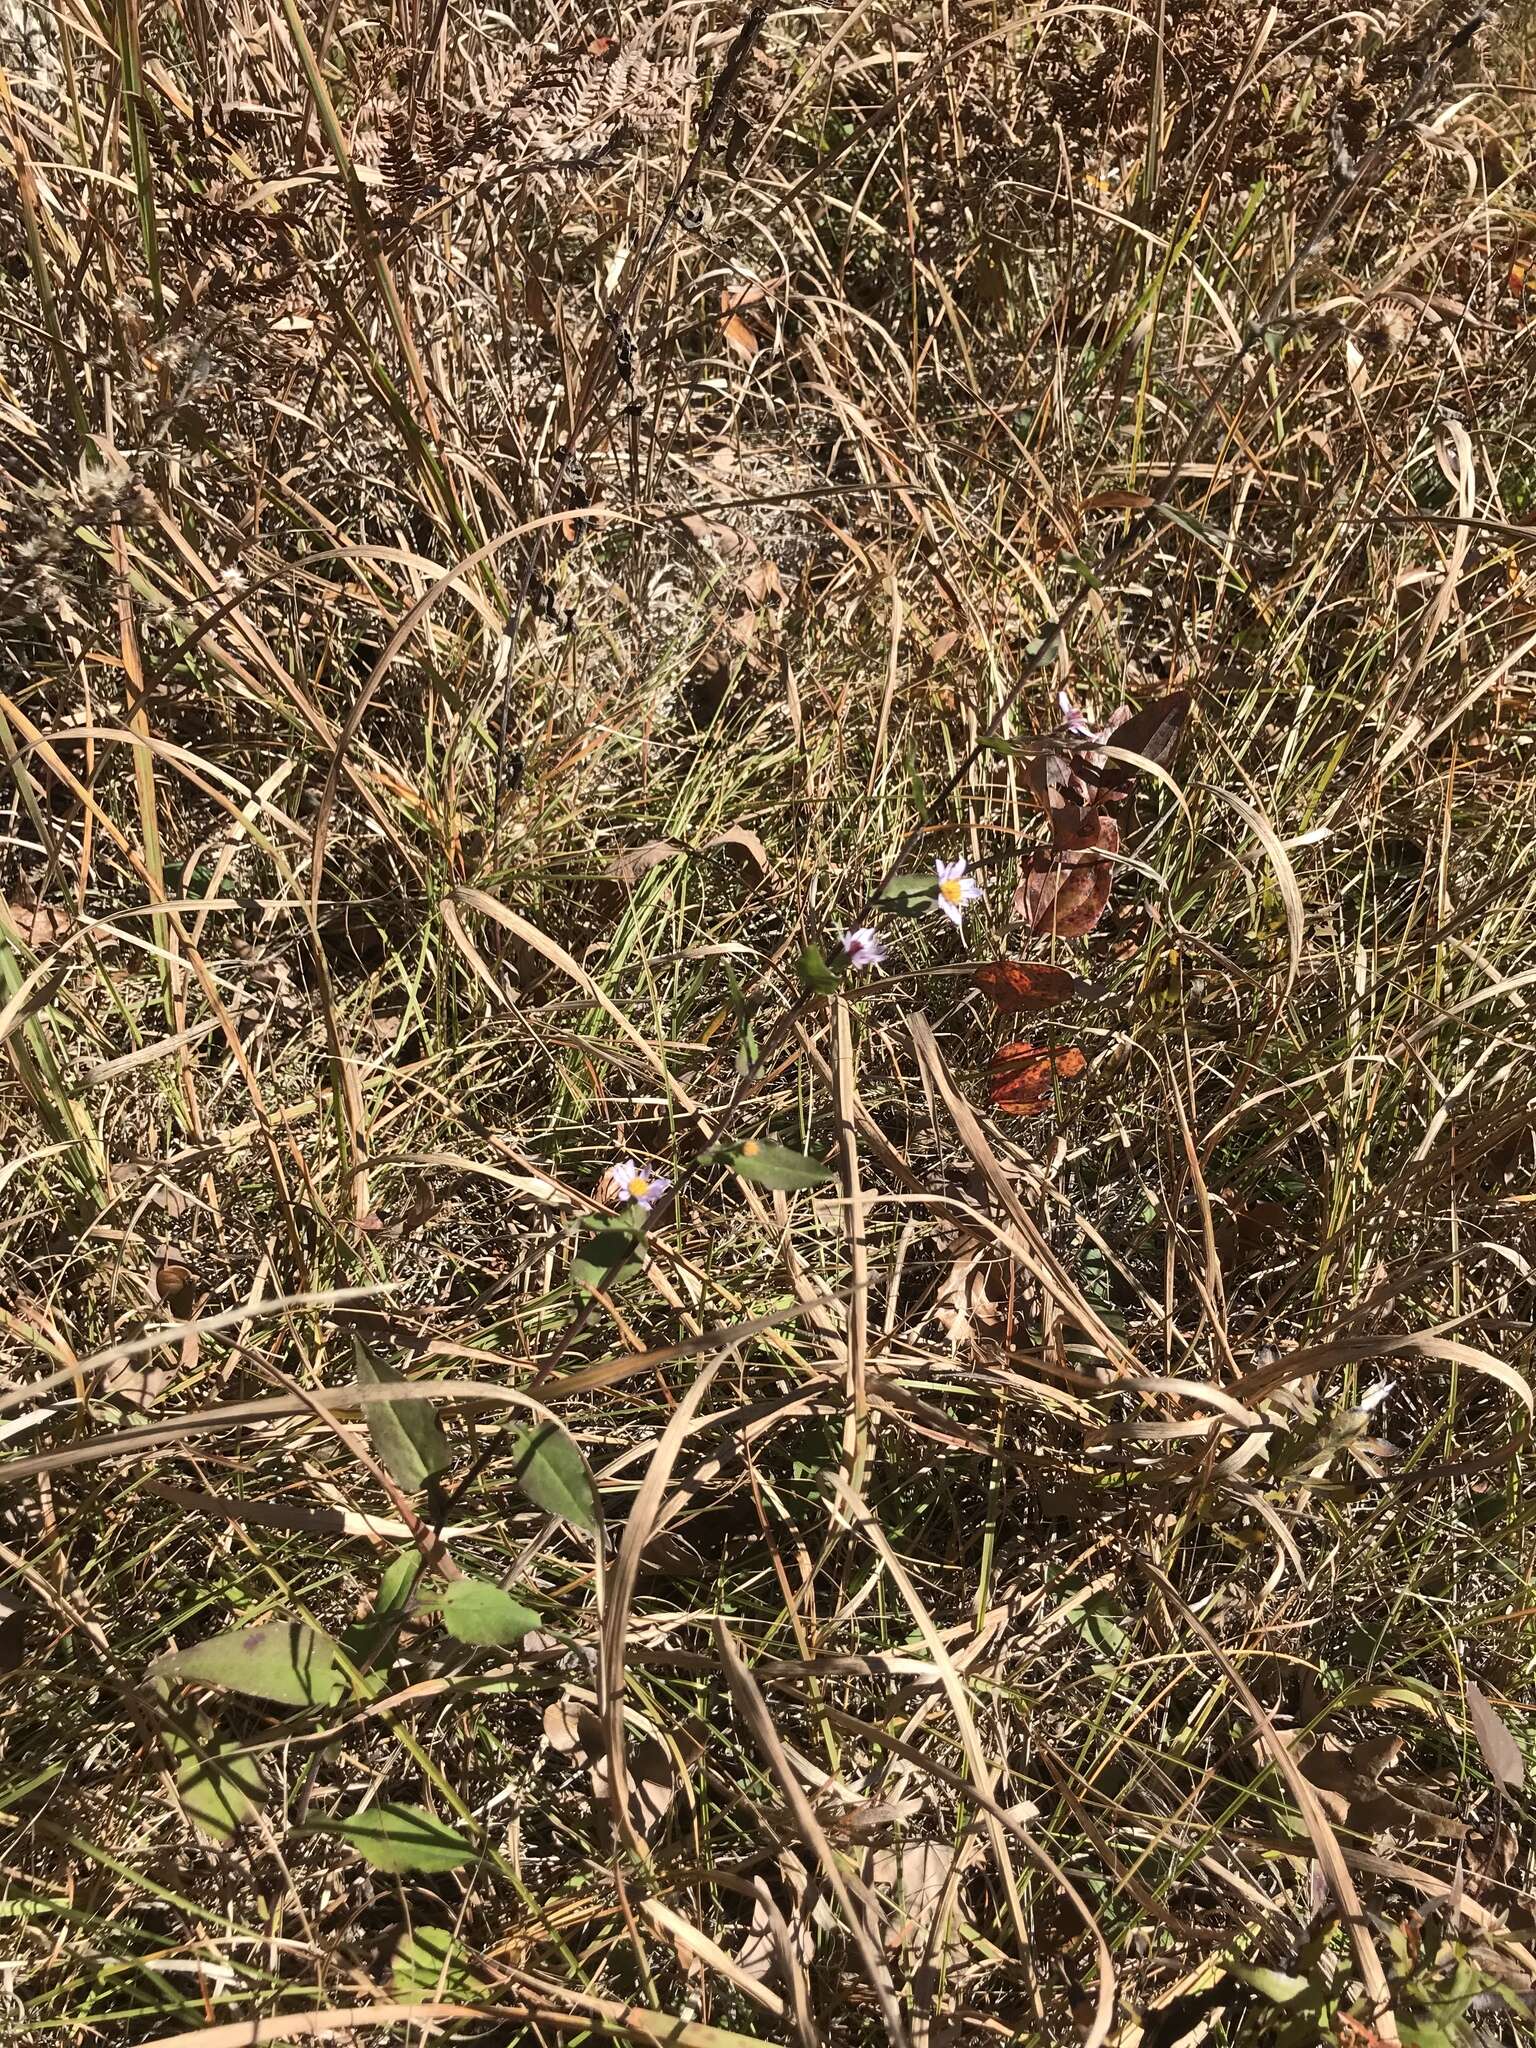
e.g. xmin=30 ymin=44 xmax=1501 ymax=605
xmin=101 ymin=1356 xmax=172 ymax=1408
xmin=681 ymin=513 xmax=756 ymax=559
xmin=609 ymin=838 xmax=687 ymax=886
xmin=543 ymin=1693 xmax=703 ymax=1841
xmin=933 ymin=1231 xmax=1005 ymax=1354
xmin=0 ymin=1592 xmax=25 ymax=1674
xmin=974 ymin=961 xmax=1081 ymax=1014
xmin=988 ymin=1042 xmax=1087 ymax=1115
xmin=1296 ymin=1730 xmax=1468 ymax=1843
xmin=706 ymin=825 xmax=772 ymax=878
xmin=917 ymin=629 xmax=962 ymax=676
xmin=6 ymin=898 xmax=73 ymax=950
xmin=736 ymin=1850 xmax=813 ymax=1986
xmin=154 ymin=1253 xmax=201 ymax=1319
xmin=739 ymin=559 xmax=784 ymax=609
xmin=1050 ymin=806 xmax=1120 ymax=854
xmin=722 ymin=312 xmax=760 ymax=359
xmin=1466 ymin=1680 xmax=1525 ymax=1790
xmin=1092 ymin=689 xmax=1192 ymax=805
xmin=1079 ymin=488 xmax=1156 ymax=514
xmin=1014 ymin=847 xmax=1113 ymax=938
xmin=869 ymin=1833 xmax=984 ymax=1955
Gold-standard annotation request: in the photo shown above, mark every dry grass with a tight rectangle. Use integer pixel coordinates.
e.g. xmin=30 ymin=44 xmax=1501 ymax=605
xmin=3 ymin=0 xmax=1536 ymax=2042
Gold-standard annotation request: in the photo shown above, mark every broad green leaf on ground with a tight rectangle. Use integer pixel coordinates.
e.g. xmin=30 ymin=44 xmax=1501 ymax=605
xmin=352 ymin=1335 xmax=452 ymax=1491
xmin=510 ymin=1420 xmax=598 ymax=1531
xmin=717 ymin=1138 xmax=831 ymax=1189
xmin=174 ymin=1743 xmax=266 ymax=1842
xmin=393 ymin=1925 xmax=484 ymax=1998
xmin=570 ymin=1213 xmax=645 ymax=1293
xmin=311 ymin=1800 xmax=474 ymax=1873
xmin=153 ymin=1619 xmax=339 ymax=1707
xmin=877 ymin=872 xmax=939 ymax=915
xmin=424 ymin=1578 xmax=540 ymax=1647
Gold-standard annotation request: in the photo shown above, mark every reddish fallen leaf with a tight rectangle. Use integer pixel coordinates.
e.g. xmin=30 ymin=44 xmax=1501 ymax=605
xmin=974 ymin=961 xmax=1081 ymax=1014
xmin=1014 ymin=847 xmax=1113 ymax=937
xmin=1049 ymin=806 xmax=1119 ymax=854
xmin=989 ymin=1042 xmax=1087 ymax=1115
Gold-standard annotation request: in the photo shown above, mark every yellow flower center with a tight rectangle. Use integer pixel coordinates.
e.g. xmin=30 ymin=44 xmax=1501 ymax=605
xmin=939 ymin=877 xmax=965 ymax=905
xmin=626 ymin=1174 xmax=651 ymax=1199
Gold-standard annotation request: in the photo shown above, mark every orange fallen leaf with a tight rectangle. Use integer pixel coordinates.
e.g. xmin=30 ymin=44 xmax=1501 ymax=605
xmin=974 ymin=962 xmax=1081 ymax=1014
xmin=722 ymin=312 xmax=759 ymax=359
xmin=988 ymin=1042 xmax=1087 ymax=1115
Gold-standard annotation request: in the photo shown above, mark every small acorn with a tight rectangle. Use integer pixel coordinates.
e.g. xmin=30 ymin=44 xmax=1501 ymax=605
xmin=154 ymin=1252 xmax=200 ymax=1318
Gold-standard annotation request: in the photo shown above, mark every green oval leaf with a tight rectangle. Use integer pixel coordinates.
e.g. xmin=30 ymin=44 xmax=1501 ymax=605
xmin=375 ymin=1550 xmax=422 ymax=1617
xmin=1225 ymin=1963 xmax=1314 ymax=2007
xmin=510 ymin=1419 xmax=598 ymax=1532
xmin=313 ymin=1800 xmax=474 ymax=1873
xmin=796 ymin=943 xmax=840 ymax=994
xmin=426 ymin=1578 xmax=540 ymax=1648
xmin=153 ymin=1619 xmax=339 ymax=1707
xmin=174 ymin=1743 xmax=266 ymax=1843
xmin=339 ymin=1551 xmax=422 ymax=1692
xmin=877 ymin=872 xmax=939 ymax=916
xmin=352 ymin=1337 xmax=452 ymax=1492
xmin=719 ymin=1139 xmax=831 ymax=1190
xmin=569 ymin=1214 xmax=645 ymax=1294
xmin=393 ymin=1926 xmax=483 ymax=1999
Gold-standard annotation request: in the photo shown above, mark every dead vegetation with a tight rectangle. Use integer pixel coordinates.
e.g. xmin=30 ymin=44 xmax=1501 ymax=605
xmin=2 ymin=0 xmax=1536 ymax=2042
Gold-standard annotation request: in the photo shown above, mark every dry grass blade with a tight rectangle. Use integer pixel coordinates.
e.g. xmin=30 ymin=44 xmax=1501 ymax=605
xmin=140 ymin=2006 xmax=481 ymax=2048
xmin=715 ymin=1622 xmax=911 ymax=2047
xmin=599 ymin=1358 xmax=720 ymax=1859
xmin=1139 ymin=1560 xmax=1401 ymax=2042
xmin=833 ymin=1476 xmax=1116 ymax=2044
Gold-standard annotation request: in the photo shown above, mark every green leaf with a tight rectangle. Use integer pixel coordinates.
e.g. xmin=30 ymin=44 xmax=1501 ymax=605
xmin=313 ymin=1800 xmax=474 ymax=1874
xmin=339 ymin=1552 xmax=421 ymax=1692
xmin=376 ymin=1550 xmax=421 ymax=1616
xmin=569 ymin=1214 xmax=645 ymax=1294
xmin=393 ymin=1926 xmax=483 ymax=1999
xmin=877 ymin=872 xmax=939 ymax=916
xmin=510 ymin=1420 xmax=598 ymax=1532
xmin=352 ymin=1336 xmax=452 ymax=1493
xmin=796 ymin=943 xmax=840 ymax=994
xmin=1067 ymin=1590 xmax=1129 ymax=1657
xmin=174 ymin=1743 xmax=266 ymax=1843
xmin=423 ymin=1578 xmax=540 ymax=1648
xmin=153 ymin=1619 xmax=339 ymax=1707
xmin=717 ymin=1139 xmax=831 ymax=1190
xmin=1226 ymin=1964 xmax=1314 ymax=2006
